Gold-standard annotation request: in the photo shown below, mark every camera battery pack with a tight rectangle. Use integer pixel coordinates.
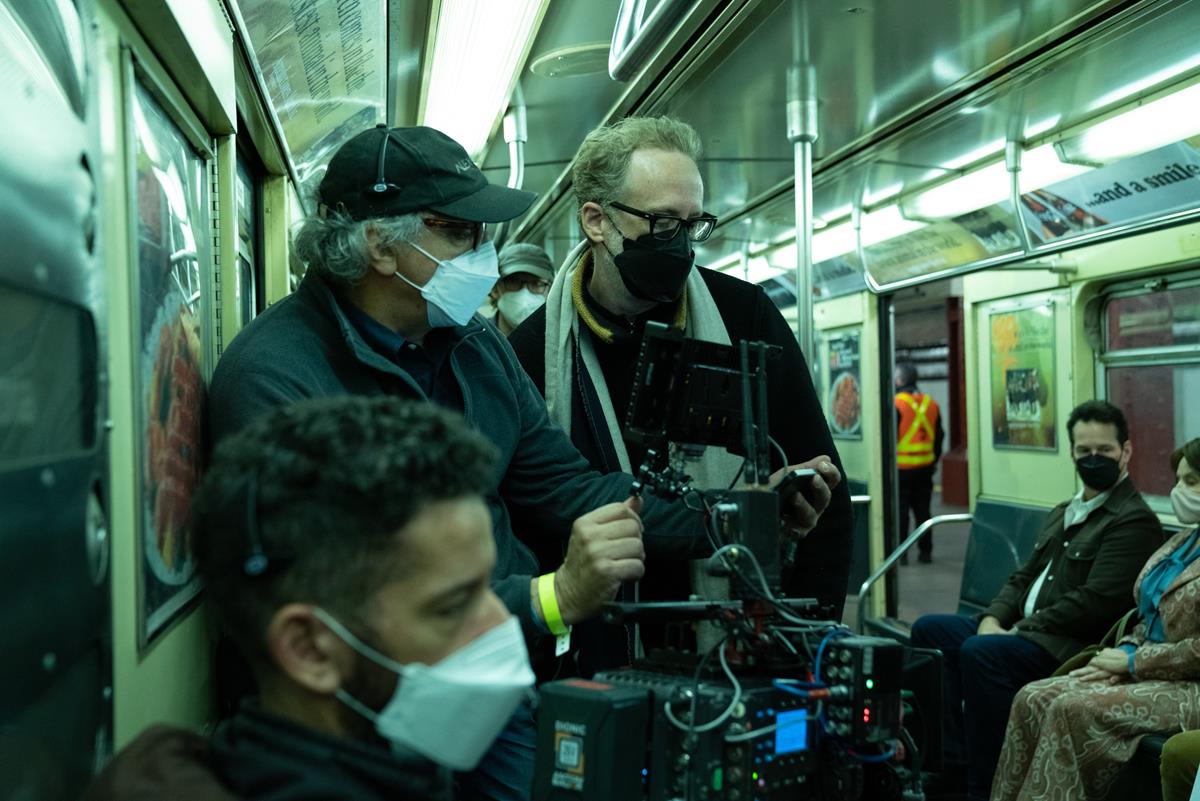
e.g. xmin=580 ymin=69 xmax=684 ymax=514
xmin=533 ymin=679 xmax=650 ymax=801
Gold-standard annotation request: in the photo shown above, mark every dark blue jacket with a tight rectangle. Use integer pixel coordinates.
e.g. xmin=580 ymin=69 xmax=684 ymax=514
xmin=207 ymin=272 xmax=706 ymax=637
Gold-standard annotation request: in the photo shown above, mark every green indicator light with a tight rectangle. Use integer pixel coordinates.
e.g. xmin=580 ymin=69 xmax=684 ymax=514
xmin=752 ymin=772 xmax=759 ymax=781
xmin=712 ymin=767 xmax=723 ymax=791
xmin=866 ymin=679 xmax=874 ymax=689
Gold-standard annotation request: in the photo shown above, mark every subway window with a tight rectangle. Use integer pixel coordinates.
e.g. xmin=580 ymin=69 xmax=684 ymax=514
xmin=1099 ymin=274 xmax=1200 ymax=500
xmin=235 ymin=143 xmax=264 ymax=320
xmin=0 ymin=283 xmax=97 ymax=466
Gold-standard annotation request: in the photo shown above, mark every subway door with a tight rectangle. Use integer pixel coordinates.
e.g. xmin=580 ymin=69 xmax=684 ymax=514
xmin=0 ymin=2 xmax=111 ymax=799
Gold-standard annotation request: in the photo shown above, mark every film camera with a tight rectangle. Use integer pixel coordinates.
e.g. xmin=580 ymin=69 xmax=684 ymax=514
xmin=533 ymin=324 xmax=938 ymax=801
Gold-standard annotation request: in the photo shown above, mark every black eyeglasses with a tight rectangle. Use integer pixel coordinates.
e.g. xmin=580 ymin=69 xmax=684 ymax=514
xmin=498 ymin=274 xmax=551 ymax=294
xmin=608 ymin=200 xmax=718 ymax=243
xmin=422 ymin=216 xmax=487 ymax=250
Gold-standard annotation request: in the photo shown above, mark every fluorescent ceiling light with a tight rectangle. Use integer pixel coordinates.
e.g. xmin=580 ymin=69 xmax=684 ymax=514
xmin=1058 ymin=81 xmax=1200 ymax=165
xmin=861 ymin=206 xmax=924 ymax=247
xmin=421 ymin=0 xmax=549 ymax=157
xmin=1087 ymin=53 xmax=1200 ymax=113
xmin=812 ymin=222 xmax=857 ymax=263
xmin=900 ymin=143 xmax=1091 ymax=221
xmin=745 ymin=255 xmax=788 ymax=285
xmin=863 ymin=183 xmax=902 ymax=207
xmin=1019 ymin=144 xmax=1090 ymax=190
xmin=815 ymin=204 xmax=853 ymax=228
xmin=903 ymin=161 xmax=1009 ymax=220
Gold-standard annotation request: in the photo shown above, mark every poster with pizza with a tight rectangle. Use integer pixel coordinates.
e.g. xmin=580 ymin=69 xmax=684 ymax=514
xmin=131 ymin=75 xmax=208 ymax=646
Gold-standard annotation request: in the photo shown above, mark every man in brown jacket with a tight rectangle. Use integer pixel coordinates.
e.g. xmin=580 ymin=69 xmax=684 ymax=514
xmin=911 ymin=400 xmax=1162 ymax=801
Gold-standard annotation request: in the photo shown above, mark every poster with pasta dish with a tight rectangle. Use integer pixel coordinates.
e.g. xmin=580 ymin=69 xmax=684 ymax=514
xmin=130 ymin=74 xmax=209 ymax=647
xmin=827 ymin=330 xmax=862 ymax=440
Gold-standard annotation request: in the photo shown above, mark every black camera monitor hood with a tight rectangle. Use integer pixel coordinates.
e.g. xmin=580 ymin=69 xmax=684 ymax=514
xmin=624 ymin=321 xmax=781 ymax=484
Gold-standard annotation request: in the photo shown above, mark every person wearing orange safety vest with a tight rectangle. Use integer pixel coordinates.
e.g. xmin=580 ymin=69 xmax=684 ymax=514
xmin=894 ymin=362 xmax=944 ymax=564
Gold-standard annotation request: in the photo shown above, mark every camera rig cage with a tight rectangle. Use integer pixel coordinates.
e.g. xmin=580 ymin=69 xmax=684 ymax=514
xmin=533 ymin=323 xmax=937 ymax=801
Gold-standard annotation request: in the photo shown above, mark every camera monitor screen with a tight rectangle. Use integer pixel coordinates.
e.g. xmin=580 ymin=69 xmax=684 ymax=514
xmin=625 ymin=322 xmax=779 ymax=454
xmin=774 ymin=709 xmax=809 ymax=755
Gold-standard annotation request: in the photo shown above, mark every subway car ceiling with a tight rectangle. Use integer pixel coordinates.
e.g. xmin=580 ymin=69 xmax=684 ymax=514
xmin=231 ymin=0 xmax=1200 ymax=298
xmin=2 ymin=0 xmax=1198 ymax=790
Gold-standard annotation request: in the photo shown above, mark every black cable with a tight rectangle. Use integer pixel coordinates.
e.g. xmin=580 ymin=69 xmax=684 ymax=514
xmin=726 ymin=459 xmax=747 ymax=490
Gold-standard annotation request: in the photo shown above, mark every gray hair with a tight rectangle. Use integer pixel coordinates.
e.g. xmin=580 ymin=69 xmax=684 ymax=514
xmin=571 ymin=116 xmax=702 ymax=210
xmin=292 ymin=208 xmax=423 ymax=285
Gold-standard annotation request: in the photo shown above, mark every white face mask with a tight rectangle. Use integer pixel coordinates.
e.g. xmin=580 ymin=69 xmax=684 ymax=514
xmin=396 ymin=240 xmax=499 ymax=328
xmin=1171 ymin=485 xmax=1200 ymax=525
xmin=313 ymin=609 xmax=535 ymax=770
xmin=496 ymin=287 xmax=545 ymax=328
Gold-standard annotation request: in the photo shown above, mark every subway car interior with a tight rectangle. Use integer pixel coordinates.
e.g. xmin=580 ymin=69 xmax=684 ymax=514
xmin=3 ymin=0 xmax=1200 ymax=799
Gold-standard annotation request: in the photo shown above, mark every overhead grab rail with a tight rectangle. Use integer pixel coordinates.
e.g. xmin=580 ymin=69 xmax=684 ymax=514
xmin=855 ymin=513 xmax=973 ymax=634
xmin=608 ymin=0 xmax=697 ymax=81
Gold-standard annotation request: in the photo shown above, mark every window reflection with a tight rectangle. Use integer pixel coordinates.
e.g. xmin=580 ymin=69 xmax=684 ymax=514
xmin=1106 ymin=285 xmax=1200 ymax=351
xmin=1106 ymin=363 xmax=1200 ymax=498
xmin=0 ymin=284 xmax=95 ymax=467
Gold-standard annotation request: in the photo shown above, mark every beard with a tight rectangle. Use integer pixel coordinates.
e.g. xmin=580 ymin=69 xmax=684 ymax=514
xmin=334 ymin=651 xmax=400 ymax=748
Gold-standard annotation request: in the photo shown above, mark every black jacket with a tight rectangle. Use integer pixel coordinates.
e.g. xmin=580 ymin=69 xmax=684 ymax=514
xmin=984 ymin=477 xmax=1163 ymax=664
xmin=210 ymin=707 xmax=449 ymax=801
xmin=508 ymin=266 xmax=853 ymax=617
xmin=207 ymin=272 xmax=708 ymax=639
xmin=85 ymin=725 xmax=238 ymax=801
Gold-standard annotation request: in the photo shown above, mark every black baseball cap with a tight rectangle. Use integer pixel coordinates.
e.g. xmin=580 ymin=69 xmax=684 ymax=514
xmin=317 ymin=124 xmax=536 ymax=223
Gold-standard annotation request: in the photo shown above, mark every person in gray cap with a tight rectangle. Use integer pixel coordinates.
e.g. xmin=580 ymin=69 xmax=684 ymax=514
xmin=207 ymin=123 xmax=836 ymax=801
xmin=489 ymin=243 xmax=554 ymax=335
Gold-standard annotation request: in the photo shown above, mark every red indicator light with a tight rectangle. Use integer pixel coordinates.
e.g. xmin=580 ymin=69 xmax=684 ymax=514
xmin=862 ymin=708 xmax=871 ymax=722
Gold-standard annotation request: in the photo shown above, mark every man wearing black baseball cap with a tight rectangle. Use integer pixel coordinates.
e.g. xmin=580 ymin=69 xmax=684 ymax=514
xmin=209 ymin=123 xmax=839 ymax=800
xmin=207 ymin=125 xmax=715 ymax=801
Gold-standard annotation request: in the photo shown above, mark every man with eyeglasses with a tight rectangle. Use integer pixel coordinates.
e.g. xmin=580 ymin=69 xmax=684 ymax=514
xmin=488 ymin=243 xmax=554 ymax=336
xmin=508 ymin=116 xmax=853 ymax=672
xmin=207 ymin=123 xmax=839 ymax=801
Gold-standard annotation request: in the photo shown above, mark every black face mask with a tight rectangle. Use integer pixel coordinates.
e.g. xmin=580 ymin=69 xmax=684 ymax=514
xmin=609 ymin=226 xmax=695 ymax=304
xmin=1075 ymin=453 xmax=1122 ymax=492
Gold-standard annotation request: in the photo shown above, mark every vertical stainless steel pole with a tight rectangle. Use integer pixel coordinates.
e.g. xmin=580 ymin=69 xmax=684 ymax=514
xmin=787 ymin=1 xmax=817 ymax=362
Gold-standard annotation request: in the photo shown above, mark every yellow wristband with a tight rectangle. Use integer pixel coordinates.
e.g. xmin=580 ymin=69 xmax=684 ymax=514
xmin=537 ymin=573 xmax=570 ymax=636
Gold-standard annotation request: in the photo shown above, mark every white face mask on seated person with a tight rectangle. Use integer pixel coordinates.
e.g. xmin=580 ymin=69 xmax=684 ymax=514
xmin=497 ymin=287 xmax=545 ymax=328
xmin=1171 ymin=484 xmax=1200 ymax=525
xmin=313 ymin=609 xmax=534 ymax=771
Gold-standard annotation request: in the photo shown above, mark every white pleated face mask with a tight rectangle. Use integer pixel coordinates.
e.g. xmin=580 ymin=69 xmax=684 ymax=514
xmin=1171 ymin=484 xmax=1200 ymax=525
xmin=395 ymin=240 xmax=499 ymax=328
xmin=314 ymin=610 xmax=535 ymax=770
xmin=497 ymin=287 xmax=545 ymax=328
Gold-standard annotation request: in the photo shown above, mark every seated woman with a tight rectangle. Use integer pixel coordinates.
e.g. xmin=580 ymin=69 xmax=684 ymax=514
xmin=992 ymin=437 xmax=1200 ymax=801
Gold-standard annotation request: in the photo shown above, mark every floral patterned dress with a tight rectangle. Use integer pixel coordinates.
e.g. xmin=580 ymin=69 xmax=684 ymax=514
xmin=992 ymin=527 xmax=1200 ymax=801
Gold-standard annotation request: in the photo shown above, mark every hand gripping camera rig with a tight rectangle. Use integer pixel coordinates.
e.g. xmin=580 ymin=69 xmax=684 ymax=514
xmin=534 ymin=324 xmax=923 ymax=801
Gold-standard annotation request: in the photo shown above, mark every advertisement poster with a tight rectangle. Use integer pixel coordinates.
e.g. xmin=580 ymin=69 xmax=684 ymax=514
xmin=242 ymin=0 xmax=385 ymax=194
xmin=827 ymin=330 xmax=862 ymax=440
xmin=1020 ymin=138 xmax=1200 ymax=245
xmin=864 ymin=204 xmax=1022 ymax=288
xmin=131 ymin=77 xmax=207 ymax=645
xmin=989 ymin=304 xmax=1056 ymax=450
xmin=814 ymin=253 xmax=867 ymax=299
